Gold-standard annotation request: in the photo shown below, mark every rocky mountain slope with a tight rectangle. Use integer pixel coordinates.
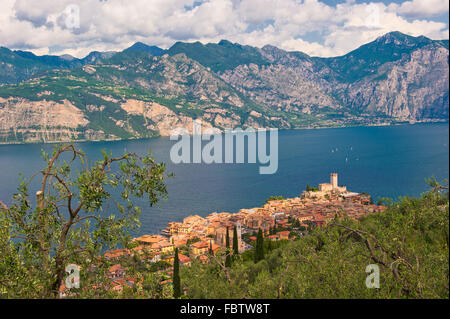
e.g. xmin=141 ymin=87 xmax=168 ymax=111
xmin=0 ymin=31 xmax=448 ymax=143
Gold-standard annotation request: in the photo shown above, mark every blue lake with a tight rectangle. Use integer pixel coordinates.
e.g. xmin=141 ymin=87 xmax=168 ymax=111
xmin=0 ymin=123 xmax=448 ymax=236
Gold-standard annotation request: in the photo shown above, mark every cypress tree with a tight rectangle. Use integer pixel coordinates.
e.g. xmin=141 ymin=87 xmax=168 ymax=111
xmin=226 ymin=227 xmax=230 ymax=249
xmin=254 ymin=228 xmax=264 ymax=263
xmin=225 ymin=227 xmax=231 ymax=267
xmin=173 ymin=248 xmax=181 ymax=298
xmin=253 ymin=237 xmax=258 ymax=264
xmin=260 ymin=229 xmax=265 ymax=259
xmin=259 ymin=228 xmax=264 ymax=261
xmin=233 ymin=225 xmax=239 ymax=255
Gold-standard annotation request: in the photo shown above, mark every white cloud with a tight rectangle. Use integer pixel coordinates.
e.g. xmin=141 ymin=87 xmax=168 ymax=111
xmin=0 ymin=0 xmax=448 ymax=58
xmin=281 ymin=37 xmax=336 ymax=56
xmin=321 ymin=2 xmax=449 ymax=56
xmin=394 ymin=0 xmax=449 ymax=18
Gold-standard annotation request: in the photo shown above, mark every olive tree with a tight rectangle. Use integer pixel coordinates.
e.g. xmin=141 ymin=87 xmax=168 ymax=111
xmin=0 ymin=144 xmax=170 ymax=298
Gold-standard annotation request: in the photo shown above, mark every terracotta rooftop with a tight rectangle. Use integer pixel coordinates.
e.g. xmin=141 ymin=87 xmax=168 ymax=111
xmin=178 ymin=254 xmax=191 ymax=263
xmin=192 ymin=241 xmax=209 ymax=249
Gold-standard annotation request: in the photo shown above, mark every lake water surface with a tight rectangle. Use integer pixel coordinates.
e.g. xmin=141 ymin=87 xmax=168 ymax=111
xmin=0 ymin=123 xmax=448 ymax=235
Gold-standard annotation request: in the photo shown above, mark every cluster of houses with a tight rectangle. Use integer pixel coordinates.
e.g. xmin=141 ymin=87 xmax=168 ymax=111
xmin=60 ymin=173 xmax=387 ymax=296
xmin=157 ymin=174 xmax=386 ymax=245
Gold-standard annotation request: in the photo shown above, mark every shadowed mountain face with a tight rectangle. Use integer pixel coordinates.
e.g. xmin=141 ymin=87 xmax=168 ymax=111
xmin=0 ymin=47 xmax=117 ymax=84
xmin=318 ymin=32 xmax=439 ymax=82
xmin=0 ymin=32 xmax=448 ymax=143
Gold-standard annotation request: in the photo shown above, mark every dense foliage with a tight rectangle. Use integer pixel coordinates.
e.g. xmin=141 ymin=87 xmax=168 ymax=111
xmin=173 ymin=248 xmax=181 ymax=298
xmin=181 ymin=181 xmax=449 ymax=298
xmin=254 ymin=229 xmax=264 ymax=264
xmin=0 ymin=144 xmax=169 ymax=298
xmin=265 ymin=195 xmax=284 ymax=203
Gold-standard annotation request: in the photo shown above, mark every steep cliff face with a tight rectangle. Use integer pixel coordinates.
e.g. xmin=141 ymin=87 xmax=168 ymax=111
xmin=0 ymin=97 xmax=93 ymax=143
xmin=218 ymin=32 xmax=449 ymax=120
xmin=120 ymin=99 xmax=214 ymax=135
xmin=220 ymin=59 xmax=338 ymax=113
xmin=0 ymin=32 xmax=448 ymax=143
xmin=339 ymin=43 xmax=449 ymax=120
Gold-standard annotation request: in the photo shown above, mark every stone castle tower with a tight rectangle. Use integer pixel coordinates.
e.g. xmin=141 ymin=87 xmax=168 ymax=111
xmin=331 ymin=173 xmax=338 ymax=189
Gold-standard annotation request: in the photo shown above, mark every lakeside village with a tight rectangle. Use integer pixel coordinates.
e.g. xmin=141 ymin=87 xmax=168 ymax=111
xmin=60 ymin=173 xmax=387 ymax=296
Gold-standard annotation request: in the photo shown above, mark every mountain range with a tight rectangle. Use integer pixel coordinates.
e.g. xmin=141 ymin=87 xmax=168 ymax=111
xmin=0 ymin=31 xmax=448 ymax=143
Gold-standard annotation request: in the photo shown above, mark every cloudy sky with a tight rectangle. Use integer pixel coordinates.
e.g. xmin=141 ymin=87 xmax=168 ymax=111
xmin=0 ymin=0 xmax=448 ymax=58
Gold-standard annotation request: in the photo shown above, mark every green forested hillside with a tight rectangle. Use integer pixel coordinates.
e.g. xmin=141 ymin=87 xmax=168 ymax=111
xmin=167 ymin=39 xmax=270 ymax=73
xmin=181 ymin=181 xmax=449 ymax=299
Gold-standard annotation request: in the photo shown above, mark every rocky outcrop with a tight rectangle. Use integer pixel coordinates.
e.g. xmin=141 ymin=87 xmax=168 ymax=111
xmin=340 ymin=44 xmax=449 ymax=120
xmin=221 ymin=62 xmax=338 ymax=113
xmin=0 ymin=97 xmax=91 ymax=143
xmin=95 ymin=53 xmax=245 ymax=109
xmin=120 ymin=99 xmax=213 ymax=135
